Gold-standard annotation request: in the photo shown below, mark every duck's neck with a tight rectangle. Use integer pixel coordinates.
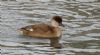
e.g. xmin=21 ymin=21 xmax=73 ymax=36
xmin=51 ymin=20 xmax=61 ymax=37
xmin=51 ymin=20 xmax=59 ymax=27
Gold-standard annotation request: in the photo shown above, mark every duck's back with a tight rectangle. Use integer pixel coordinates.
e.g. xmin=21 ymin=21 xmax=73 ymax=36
xmin=22 ymin=24 xmax=57 ymax=38
xmin=29 ymin=24 xmax=54 ymax=33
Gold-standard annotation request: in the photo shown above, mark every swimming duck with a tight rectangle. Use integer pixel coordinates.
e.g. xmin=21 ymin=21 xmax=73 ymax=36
xmin=19 ymin=16 xmax=64 ymax=48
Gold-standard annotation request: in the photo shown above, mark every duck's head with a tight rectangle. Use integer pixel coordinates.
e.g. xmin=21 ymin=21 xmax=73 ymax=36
xmin=51 ymin=16 xmax=64 ymax=27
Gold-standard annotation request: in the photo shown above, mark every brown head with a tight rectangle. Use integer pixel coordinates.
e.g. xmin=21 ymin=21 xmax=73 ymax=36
xmin=51 ymin=16 xmax=64 ymax=27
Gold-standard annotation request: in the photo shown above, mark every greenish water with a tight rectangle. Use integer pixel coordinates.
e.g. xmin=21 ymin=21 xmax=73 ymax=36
xmin=0 ymin=0 xmax=100 ymax=55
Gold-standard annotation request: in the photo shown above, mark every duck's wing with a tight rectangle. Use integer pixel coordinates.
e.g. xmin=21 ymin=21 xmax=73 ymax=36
xmin=20 ymin=24 xmax=57 ymax=38
xmin=24 ymin=24 xmax=54 ymax=33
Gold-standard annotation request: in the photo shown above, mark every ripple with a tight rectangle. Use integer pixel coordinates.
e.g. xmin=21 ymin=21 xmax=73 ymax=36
xmin=76 ymin=0 xmax=96 ymax=2
xmin=62 ymin=48 xmax=100 ymax=52
xmin=65 ymin=36 xmax=99 ymax=41
xmin=86 ymin=33 xmax=100 ymax=37
xmin=0 ymin=41 xmax=23 ymax=47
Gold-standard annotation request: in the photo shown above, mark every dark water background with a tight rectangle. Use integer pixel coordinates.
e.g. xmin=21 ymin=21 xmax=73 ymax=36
xmin=0 ymin=0 xmax=100 ymax=55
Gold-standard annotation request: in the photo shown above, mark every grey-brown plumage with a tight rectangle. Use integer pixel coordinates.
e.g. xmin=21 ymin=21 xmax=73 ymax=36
xmin=19 ymin=16 xmax=64 ymax=48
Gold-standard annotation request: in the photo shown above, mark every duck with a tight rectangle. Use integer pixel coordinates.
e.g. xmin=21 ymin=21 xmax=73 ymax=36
xmin=19 ymin=16 xmax=64 ymax=48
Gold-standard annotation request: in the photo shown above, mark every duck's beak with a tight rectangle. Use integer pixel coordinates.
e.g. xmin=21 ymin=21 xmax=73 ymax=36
xmin=59 ymin=23 xmax=65 ymax=27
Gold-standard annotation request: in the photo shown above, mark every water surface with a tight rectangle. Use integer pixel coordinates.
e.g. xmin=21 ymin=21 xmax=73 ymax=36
xmin=0 ymin=0 xmax=100 ymax=55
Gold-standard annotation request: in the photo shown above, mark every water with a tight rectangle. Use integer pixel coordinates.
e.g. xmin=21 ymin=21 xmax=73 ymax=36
xmin=0 ymin=0 xmax=100 ymax=55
